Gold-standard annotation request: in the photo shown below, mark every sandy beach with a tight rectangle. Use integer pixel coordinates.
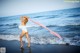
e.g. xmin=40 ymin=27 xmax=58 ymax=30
xmin=0 ymin=39 xmax=80 ymax=53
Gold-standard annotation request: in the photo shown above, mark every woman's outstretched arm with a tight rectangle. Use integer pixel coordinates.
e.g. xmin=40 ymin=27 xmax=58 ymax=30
xmin=28 ymin=18 xmax=62 ymax=39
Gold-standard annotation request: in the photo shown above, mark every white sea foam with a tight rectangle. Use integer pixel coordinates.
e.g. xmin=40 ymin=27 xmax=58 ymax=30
xmin=0 ymin=35 xmax=80 ymax=46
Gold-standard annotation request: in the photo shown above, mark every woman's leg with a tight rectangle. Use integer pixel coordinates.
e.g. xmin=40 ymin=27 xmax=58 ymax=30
xmin=20 ymin=31 xmax=25 ymax=48
xmin=25 ymin=32 xmax=30 ymax=47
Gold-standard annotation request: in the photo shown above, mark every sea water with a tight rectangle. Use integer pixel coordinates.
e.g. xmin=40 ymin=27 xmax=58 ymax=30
xmin=0 ymin=7 xmax=80 ymax=46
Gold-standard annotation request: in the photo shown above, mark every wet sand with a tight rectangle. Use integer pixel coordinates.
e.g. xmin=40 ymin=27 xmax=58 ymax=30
xmin=0 ymin=39 xmax=80 ymax=53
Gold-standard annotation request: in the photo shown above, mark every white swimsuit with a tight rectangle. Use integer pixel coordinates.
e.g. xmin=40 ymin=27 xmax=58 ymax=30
xmin=19 ymin=25 xmax=28 ymax=32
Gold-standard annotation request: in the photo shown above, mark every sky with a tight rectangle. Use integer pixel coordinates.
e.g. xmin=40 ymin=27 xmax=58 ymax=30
xmin=0 ymin=0 xmax=80 ymax=17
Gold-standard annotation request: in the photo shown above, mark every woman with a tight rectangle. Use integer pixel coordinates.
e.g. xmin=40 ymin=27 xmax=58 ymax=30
xmin=19 ymin=16 xmax=30 ymax=48
xmin=19 ymin=16 xmax=62 ymax=48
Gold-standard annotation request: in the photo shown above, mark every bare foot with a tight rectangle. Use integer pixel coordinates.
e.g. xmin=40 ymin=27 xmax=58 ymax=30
xmin=20 ymin=45 xmax=23 ymax=48
xmin=20 ymin=47 xmax=24 ymax=50
xmin=27 ymin=44 xmax=30 ymax=48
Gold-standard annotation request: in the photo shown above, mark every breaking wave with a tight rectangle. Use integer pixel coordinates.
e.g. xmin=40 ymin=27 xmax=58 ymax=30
xmin=0 ymin=35 xmax=80 ymax=46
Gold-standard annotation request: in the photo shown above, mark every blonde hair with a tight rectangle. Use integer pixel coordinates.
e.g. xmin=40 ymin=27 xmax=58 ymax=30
xmin=21 ymin=16 xmax=29 ymax=24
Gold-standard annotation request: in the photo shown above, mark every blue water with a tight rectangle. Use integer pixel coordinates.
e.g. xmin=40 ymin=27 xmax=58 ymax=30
xmin=0 ymin=7 xmax=80 ymax=46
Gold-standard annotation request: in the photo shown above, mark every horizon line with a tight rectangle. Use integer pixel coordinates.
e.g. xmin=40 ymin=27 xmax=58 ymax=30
xmin=0 ymin=7 xmax=80 ymax=18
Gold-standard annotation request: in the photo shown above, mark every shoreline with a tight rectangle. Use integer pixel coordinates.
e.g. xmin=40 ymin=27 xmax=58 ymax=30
xmin=0 ymin=39 xmax=80 ymax=53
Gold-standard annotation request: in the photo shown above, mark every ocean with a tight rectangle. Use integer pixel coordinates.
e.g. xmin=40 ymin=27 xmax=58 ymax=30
xmin=0 ymin=7 xmax=80 ymax=46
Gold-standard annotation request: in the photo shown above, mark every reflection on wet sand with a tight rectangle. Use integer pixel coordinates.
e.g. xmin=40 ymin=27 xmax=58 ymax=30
xmin=20 ymin=47 xmax=32 ymax=53
xmin=20 ymin=47 xmax=24 ymax=53
xmin=28 ymin=47 xmax=32 ymax=53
